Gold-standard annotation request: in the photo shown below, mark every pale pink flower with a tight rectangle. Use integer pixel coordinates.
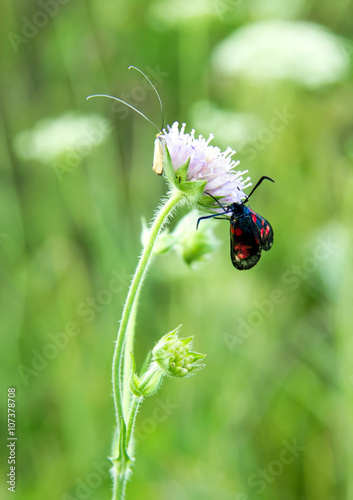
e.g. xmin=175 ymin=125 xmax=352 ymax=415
xmin=160 ymin=122 xmax=251 ymax=205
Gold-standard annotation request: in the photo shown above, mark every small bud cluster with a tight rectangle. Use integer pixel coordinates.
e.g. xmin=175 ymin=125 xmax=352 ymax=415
xmin=152 ymin=325 xmax=206 ymax=378
xmin=129 ymin=326 xmax=206 ymax=398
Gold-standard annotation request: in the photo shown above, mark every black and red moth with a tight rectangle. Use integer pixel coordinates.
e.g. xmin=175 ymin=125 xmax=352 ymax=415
xmin=197 ymin=176 xmax=274 ymax=270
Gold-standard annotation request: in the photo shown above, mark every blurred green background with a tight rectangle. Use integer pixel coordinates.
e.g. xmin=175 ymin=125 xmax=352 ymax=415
xmin=1 ymin=0 xmax=353 ymax=499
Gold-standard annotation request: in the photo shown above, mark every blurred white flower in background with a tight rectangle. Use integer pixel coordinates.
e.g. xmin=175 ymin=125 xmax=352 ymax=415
xmin=148 ymin=0 xmax=214 ymax=27
xmin=149 ymin=0 xmax=306 ymax=27
xmin=14 ymin=112 xmax=111 ymax=164
xmin=212 ymin=20 xmax=349 ymax=88
xmin=249 ymin=0 xmax=305 ymax=20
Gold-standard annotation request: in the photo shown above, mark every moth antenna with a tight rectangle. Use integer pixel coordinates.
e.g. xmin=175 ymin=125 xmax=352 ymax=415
xmin=244 ymin=176 xmax=275 ymax=203
xmin=128 ymin=66 xmax=164 ymax=130
xmin=86 ymin=94 xmax=160 ymax=132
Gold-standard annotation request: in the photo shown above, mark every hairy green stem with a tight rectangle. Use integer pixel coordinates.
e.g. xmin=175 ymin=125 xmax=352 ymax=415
xmin=111 ymin=190 xmax=183 ymax=500
xmin=126 ymin=395 xmax=142 ymax=447
xmin=122 ymin=295 xmax=140 ymax=418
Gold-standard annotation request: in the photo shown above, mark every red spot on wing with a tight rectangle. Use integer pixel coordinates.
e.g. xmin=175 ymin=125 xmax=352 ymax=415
xmin=234 ymin=243 xmax=252 ymax=259
xmin=252 ymin=213 xmax=257 ymax=224
xmin=265 ymin=225 xmax=270 ymax=236
xmin=231 ymin=225 xmax=243 ymax=236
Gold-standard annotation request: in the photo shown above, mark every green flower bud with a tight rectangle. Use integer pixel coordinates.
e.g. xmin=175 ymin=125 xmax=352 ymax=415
xmin=129 ymin=355 xmax=164 ymax=397
xmin=152 ymin=325 xmax=206 ymax=378
xmin=173 ymin=210 xmax=221 ymax=267
xmin=141 ymin=210 xmax=220 ymax=266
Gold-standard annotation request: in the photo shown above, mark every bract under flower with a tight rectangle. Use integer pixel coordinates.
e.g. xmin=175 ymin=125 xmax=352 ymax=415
xmin=160 ymin=122 xmax=251 ymax=206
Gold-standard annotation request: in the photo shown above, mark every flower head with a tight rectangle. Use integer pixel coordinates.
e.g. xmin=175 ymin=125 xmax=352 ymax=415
xmin=152 ymin=325 xmax=206 ymax=378
xmin=160 ymin=122 xmax=251 ymax=206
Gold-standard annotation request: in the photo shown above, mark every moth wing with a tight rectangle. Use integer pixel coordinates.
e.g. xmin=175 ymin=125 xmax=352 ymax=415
xmin=230 ymin=216 xmax=262 ymax=270
xmin=152 ymin=135 xmax=164 ymax=175
xmin=249 ymin=208 xmax=274 ymax=251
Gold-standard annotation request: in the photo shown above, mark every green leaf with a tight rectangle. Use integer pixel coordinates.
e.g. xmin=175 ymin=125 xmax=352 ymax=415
xmin=129 ymin=353 xmax=143 ymax=397
xmin=190 ymin=351 xmax=207 ymax=361
xmin=180 ymin=336 xmax=194 ymax=346
xmin=175 ymin=157 xmax=190 ymax=183
xmin=130 ymin=374 xmax=142 ymax=397
xmin=160 ymin=138 xmax=178 ymax=188
xmin=110 ymin=417 xmax=131 ymax=473
xmin=195 ymin=192 xmax=224 ymax=213
xmin=178 ymin=179 xmax=207 ymax=203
